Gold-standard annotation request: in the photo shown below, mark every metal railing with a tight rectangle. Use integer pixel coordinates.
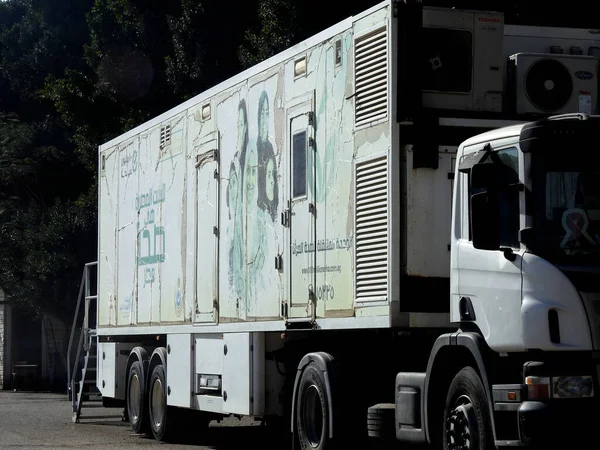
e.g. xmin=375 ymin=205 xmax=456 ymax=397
xmin=66 ymin=261 xmax=97 ymax=400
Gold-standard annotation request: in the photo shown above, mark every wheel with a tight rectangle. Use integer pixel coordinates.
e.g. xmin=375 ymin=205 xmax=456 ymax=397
xmin=295 ymin=362 xmax=333 ymax=450
xmin=443 ymin=366 xmax=494 ymax=450
xmin=148 ymin=364 xmax=172 ymax=441
xmin=127 ymin=361 xmax=148 ymax=434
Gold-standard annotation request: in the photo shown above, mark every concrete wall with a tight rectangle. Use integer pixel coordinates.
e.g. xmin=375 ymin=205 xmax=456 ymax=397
xmin=0 ymin=288 xmax=13 ymax=390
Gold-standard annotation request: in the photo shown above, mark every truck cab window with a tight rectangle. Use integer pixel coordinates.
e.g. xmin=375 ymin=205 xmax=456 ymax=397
xmin=469 ymin=147 xmax=520 ymax=248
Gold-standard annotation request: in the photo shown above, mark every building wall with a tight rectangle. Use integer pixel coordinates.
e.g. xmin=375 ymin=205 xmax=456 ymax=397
xmin=0 ymin=286 xmax=69 ymax=392
xmin=41 ymin=314 xmax=69 ymax=391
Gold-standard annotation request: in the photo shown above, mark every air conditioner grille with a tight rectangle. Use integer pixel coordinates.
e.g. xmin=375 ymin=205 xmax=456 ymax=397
xmin=525 ymin=58 xmax=573 ymax=112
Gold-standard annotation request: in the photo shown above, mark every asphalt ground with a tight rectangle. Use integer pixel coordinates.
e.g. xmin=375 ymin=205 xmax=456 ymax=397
xmin=0 ymin=391 xmax=272 ymax=450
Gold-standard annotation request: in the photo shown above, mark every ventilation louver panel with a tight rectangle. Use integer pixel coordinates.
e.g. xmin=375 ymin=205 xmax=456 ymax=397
xmin=355 ymin=155 xmax=388 ymax=301
xmin=160 ymin=125 xmax=171 ymax=150
xmin=355 ymin=27 xmax=388 ymax=127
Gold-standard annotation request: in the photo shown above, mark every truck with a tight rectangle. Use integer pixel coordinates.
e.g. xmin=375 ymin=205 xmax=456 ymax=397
xmin=67 ymin=0 xmax=600 ymax=448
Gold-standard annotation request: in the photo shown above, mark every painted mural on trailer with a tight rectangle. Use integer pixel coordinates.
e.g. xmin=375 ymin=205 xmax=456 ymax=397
xmin=215 ymin=30 xmax=355 ymax=319
xmin=219 ymin=73 xmax=283 ymax=320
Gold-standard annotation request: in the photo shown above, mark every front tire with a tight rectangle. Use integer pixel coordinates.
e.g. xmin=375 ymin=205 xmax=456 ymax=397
xmin=295 ymin=362 xmax=332 ymax=450
xmin=443 ymin=366 xmax=494 ymax=450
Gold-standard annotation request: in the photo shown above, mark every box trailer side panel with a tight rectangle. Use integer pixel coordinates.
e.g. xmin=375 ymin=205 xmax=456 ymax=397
xmin=97 ymin=4 xmax=395 ymax=331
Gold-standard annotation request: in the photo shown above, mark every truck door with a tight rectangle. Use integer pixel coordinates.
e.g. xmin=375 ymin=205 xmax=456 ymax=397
xmin=456 ymin=144 xmax=523 ymax=350
xmin=286 ymin=99 xmax=316 ymax=319
xmin=194 ymin=142 xmax=219 ymax=324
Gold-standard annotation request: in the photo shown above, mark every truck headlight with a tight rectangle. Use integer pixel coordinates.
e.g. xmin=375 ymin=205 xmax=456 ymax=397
xmin=552 ymin=376 xmax=594 ymax=398
xmin=526 ymin=375 xmax=594 ymax=399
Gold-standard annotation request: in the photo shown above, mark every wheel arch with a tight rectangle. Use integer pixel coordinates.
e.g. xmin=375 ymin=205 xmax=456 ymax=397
xmin=290 ymin=351 xmax=336 ymax=439
xmin=125 ymin=347 xmax=150 ymax=395
xmin=126 ymin=347 xmax=150 ymax=376
xmin=424 ymin=331 xmax=497 ymax=445
xmin=148 ymin=346 xmax=168 ymax=386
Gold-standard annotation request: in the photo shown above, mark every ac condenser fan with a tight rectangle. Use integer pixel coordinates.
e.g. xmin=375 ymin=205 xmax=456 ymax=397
xmin=525 ymin=58 xmax=573 ymax=112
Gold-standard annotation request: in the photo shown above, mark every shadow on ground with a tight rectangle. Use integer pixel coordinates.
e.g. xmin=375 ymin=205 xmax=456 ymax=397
xmin=82 ymin=415 xmax=400 ymax=450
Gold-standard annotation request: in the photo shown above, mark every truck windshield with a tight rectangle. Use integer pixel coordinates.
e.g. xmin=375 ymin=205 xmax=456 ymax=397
xmin=544 ymin=171 xmax=600 ymax=254
xmin=531 ymin=144 xmax=600 ymax=264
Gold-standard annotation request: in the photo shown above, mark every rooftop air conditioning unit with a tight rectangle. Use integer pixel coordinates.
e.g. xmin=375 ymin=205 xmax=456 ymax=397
xmin=421 ymin=7 xmax=504 ymax=112
xmin=509 ymin=52 xmax=598 ymax=115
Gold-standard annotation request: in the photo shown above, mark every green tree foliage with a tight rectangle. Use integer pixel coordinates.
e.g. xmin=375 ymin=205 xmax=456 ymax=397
xmin=0 ymin=114 xmax=95 ymax=320
xmin=0 ymin=0 xmax=97 ymax=322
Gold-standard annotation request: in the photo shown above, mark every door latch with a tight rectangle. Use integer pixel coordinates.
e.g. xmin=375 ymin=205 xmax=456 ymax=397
xmin=275 ymin=253 xmax=283 ymax=271
xmin=281 ymin=209 xmax=290 ymax=227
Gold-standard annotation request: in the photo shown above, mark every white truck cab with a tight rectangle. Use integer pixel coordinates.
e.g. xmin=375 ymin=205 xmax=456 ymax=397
xmin=436 ymin=114 xmax=599 ymax=447
xmin=452 ymin=116 xmax=596 ymax=353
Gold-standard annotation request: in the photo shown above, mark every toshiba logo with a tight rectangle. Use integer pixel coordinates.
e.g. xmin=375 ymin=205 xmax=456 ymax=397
xmin=478 ymin=17 xmax=500 ymax=23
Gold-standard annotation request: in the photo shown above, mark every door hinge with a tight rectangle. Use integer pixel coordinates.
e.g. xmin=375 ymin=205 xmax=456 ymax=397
xmin=213 ymin=226 xmax=219 ymax=237
xmin=307 ymin=111 xmax=314 ymax=126
xmin=281 ymin=301 xmax=288 ymax=318
xmin=214 ymin=168 xmax=219 ymax=179
xmin=309 ymin=137 xmax=315 ymax=150
xmin=308 ymin=202 xmax=316 ymax=214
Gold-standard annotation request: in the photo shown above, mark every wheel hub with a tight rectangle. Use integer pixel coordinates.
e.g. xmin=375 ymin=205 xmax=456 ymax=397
xmin=129 ymin=374 xmax=140 ymax=420
xmin=445 ymin=395 xmax=476 ymax=450
xmin=302 ymin=384 xmax=324 ymax=447
xmin=151 ymin=378 xmax=165 ymax=428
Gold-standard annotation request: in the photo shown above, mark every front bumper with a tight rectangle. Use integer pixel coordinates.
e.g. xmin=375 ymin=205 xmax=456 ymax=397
xmin=518 ymin=399 xmax=598 ymax=447
xmin=493 ymin=361 xmax=599 ymax=447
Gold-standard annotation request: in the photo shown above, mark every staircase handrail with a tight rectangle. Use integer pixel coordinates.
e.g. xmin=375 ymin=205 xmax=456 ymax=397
xmin=66 ymin=261 xmax=97 ymax=395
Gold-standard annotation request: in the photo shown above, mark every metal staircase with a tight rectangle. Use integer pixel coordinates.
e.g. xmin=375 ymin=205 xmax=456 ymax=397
xmin=67 ymin=261 xmax=100 ymax=423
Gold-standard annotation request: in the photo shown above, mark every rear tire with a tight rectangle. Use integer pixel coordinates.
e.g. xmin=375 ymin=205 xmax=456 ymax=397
xmin=148 ymin=364 xmax=172 ymax=442
xmin=443 ymin=366 xmax=494 ymax=450
xmin=126 ymin=361 xmax=148 ymax=434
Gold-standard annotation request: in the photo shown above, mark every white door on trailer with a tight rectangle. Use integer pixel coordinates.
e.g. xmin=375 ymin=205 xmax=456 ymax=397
xmin=287 ymin=100 xmax=316 ymax=319
xmin=195 ymin=146 xmax=219 ymax=323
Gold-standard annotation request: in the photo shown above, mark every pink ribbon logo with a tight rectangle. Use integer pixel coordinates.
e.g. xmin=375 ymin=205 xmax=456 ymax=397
xmin=561 ymin=208 xmax=596 ymax=248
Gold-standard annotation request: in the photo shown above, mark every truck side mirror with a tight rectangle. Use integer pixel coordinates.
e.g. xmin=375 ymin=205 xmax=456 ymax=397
xmin=471 ymin=191 xmax=500 ymax=251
